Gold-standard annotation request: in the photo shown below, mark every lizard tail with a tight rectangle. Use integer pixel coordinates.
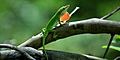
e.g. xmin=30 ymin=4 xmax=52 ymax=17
xmin=43 ymin=33 xmax=49 ymax=60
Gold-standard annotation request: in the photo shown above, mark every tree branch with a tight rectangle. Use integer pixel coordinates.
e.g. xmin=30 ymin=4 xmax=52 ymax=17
xmin=0 ymin=44 xmax=35 ymax=60
xmin=0 ymin=47 xmax=43 ymax=60
xmin=0 ymin=47 xmax=106 ymax=60
xmin=2 ymin=18 xmax=120 ymax=60
xmin=18 ymin=18 xmax=120 ymax=49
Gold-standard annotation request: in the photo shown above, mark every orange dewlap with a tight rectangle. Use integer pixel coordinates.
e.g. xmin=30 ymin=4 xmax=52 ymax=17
xmin=60 ymin=12 xmax=70 ymax=23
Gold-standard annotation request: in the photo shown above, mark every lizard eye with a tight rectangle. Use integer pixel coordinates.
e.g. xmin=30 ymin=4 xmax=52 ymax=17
xmin=65 ymin=5 xmax=70 ymax=8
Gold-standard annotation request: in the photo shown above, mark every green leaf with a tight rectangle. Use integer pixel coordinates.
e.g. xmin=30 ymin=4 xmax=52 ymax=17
xmin=114 ymin=35 xmax=120 ymax=43
xmin=102 ymin=45 xmax=120 ymax=51
xmin=102 ymin=45 xmax=107 ymax=48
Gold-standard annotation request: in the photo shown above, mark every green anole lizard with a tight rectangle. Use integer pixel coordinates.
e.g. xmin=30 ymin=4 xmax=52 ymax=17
xmin=42 ymin=5 xmax=70 ymax=60
xmin=42 ymin=5 xmax=79 ymax=60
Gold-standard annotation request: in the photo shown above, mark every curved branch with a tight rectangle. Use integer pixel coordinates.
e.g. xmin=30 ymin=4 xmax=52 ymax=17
xmin=0 ymin=44 xmax=35 ymax=60
xmin=18 ymin=18 xmax=120 ymax=49
xmin=0 ymin=47 xmax=43 ymax=60
xmin=0 ymin=48 xmax=106 ymax=60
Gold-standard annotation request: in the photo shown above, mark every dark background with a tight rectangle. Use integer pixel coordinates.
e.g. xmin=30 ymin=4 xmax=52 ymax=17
xmin=0 ymin=0 xmax=120 ymax=59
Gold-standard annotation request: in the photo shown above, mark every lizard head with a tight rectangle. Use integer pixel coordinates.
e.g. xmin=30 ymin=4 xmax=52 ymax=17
xmin=57 ymin=5 xmax=70 ymax=15
xmin=59 ymin=5 xmax=70 ymax=14
xmin=60 ymin=5 xmax=70 ymax=11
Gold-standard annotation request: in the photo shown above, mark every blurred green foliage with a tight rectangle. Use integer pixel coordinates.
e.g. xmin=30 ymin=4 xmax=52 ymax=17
xmin=0 ymin=0 xmax=120 ymax=59
xmin=102 ymin=45 xmax=120 ymax=52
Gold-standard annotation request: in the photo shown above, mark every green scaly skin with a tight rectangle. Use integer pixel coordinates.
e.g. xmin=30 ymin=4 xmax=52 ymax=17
xmin=42 ymin=5 xmax=70 ymax=60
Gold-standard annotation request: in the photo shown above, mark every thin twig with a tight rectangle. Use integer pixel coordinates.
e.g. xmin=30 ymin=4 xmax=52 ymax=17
xmin=103 ymin=34 xmax=115 ymax=58
xmin=101 ymin=6 xmax=120 ymax=19
xmin=0 ymin=44 xmax=35 ymax=60
xmin=70 ymin=7 xmax=79 ymax=16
